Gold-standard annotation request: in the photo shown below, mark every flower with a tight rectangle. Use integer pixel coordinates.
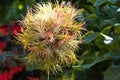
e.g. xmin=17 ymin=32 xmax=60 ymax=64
xmin=0 ymin=41 xmax=7 ymax=49
xmin=0 ymin=66 xmax=24 ymax=80
xmin=0 ymin=41 xmax=7 ymax=54
xmin=28 ymin=76 xmax=40 ymax=80
xmin=100 ymin=33 xmax=113 ymax=44
xmin=0 ymin=25 xmax=9 ymax=36
xmin=13 ymin=66 xmax=24 ymax=73
xmin=0 ymin=49 xmax=3 ymax=54
xmin=0 ymin=74 xmax=5 ymax=80
xmin=16 ymin=2 xmax=84 ymax=74
xmin=11 ymin=23 xmax=21 ymax=36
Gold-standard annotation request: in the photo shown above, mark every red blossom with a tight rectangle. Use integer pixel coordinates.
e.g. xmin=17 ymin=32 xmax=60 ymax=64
xmin=28 ymin=76 xmax=40 ymax=80
xmin=0 ymin=41 xmax=7 ymax=54
xmin=0 ymin=25 xmax=9 ymax=36
xmin=0 ymin=66 xmax=24 ymax=80
xmin=0 ymin=49 xmax=3 ymax=54
xmin=8 ymin=70 xmax=14 ymax=80
xmin=0 ymin=74 xmax=4 ymax=80
xmin=13 ymin=66 xmax=24 ymax=73
xmin=5 ymin=61 xmax=13 ymax=69
xmin=11 ymin=24 xmax=21 ymax=36
xmin=0 ymin=41 xmax=7 ymax=49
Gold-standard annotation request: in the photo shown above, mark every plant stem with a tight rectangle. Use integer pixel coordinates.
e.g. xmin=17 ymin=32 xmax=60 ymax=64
xmin=48 ymin=71 xmax=49 ymax=80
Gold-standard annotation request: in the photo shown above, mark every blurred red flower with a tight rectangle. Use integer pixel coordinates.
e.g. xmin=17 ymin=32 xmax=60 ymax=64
xmin=0 ymin=49 xmax=3 ymax=54
xmin=0 ymin=74 xmax=5 ymax=80
xmin=13 ymin=66 xmax=24 ymax=74
xmin=0 ymin=25 xmax=9 ymax=36
xmin=0 ymin=41 xmax=7 ymax=54
xmin=28 ymin=76 xmax=40 ymax=80
xmin=0 ymin=66 xmax=24 ymax=80
xmin=11 ymin=24 xmax=21 ymax=36
xmin=0 ymin=41 xmax=7 ymax=49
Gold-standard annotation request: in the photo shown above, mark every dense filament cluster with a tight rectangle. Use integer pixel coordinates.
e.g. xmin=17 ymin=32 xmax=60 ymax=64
xmin=16 ymin=2 xmax=84 ymax=74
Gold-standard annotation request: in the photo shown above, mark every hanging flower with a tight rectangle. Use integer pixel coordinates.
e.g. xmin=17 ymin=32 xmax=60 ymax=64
xmin=16 ymin=2 xmax=84 ymax=74
xmin=100 ymin=33 xmax=113 ymax=44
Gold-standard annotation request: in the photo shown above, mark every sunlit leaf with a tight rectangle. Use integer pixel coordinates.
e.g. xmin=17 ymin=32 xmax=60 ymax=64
xmin=62 ymin=71 xmax=75 ymax=80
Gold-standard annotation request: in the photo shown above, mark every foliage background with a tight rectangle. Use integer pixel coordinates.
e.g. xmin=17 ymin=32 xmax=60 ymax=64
xmin=0 ymin=0 xmax=120 ymax=80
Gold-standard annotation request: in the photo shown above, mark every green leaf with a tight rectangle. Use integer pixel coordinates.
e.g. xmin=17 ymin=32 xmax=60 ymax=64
xmin=73 ymin=56 xmax=106 ymax=70
xmin=87 ymin=14 xmax=98 ymax=21
xmin=25 ymin=62 xmax=39 ymax=71
xmin=73 ymin=64 xmax=92 ymax=70
xmin=104 ymin=48 xmax=120 ymax=60
xmin=101 ymin=26 xmax=112 ymax=34
xmin=83 ymin=32 xmax=99 ymax=44
xmin=87 ymin=0 xmax=96 ymax=4
xmin=62 ymin=71 xmax=75 ymax=80
xmin=104 ymin=66 xmax=120 ymax=80
xmin=0 ymin=54 xmax=6 ymax=62
xmin=0 ymin=32 xmax=2 ymax=37
xmin=114 ymin=26 xmax=120 ymax=34
xmin=94 ymin=0 xmax=106 ymax=7
xmin=73 ymin=48 xmax=120 ymax=71
xmin=107 ymin=0 xmax=118 ymax=3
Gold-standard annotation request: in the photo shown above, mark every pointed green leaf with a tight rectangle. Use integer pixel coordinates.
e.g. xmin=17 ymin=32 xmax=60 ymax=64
xmin=104 ymin=66 xmax=120 ymax=80
xmin=83 ymin=32 xmax=99 ymax=44
xmin=73 ymin=56 xmax=106 ymax=70
xmin=104 ymin=48 xmax=120 ymax=60
xmin=94 ymin=0 xmax=106 ymax=7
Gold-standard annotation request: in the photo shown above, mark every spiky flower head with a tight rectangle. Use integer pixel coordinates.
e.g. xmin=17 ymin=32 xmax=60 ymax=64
xmin=16 ymin=2 xmax=84 ymax=74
